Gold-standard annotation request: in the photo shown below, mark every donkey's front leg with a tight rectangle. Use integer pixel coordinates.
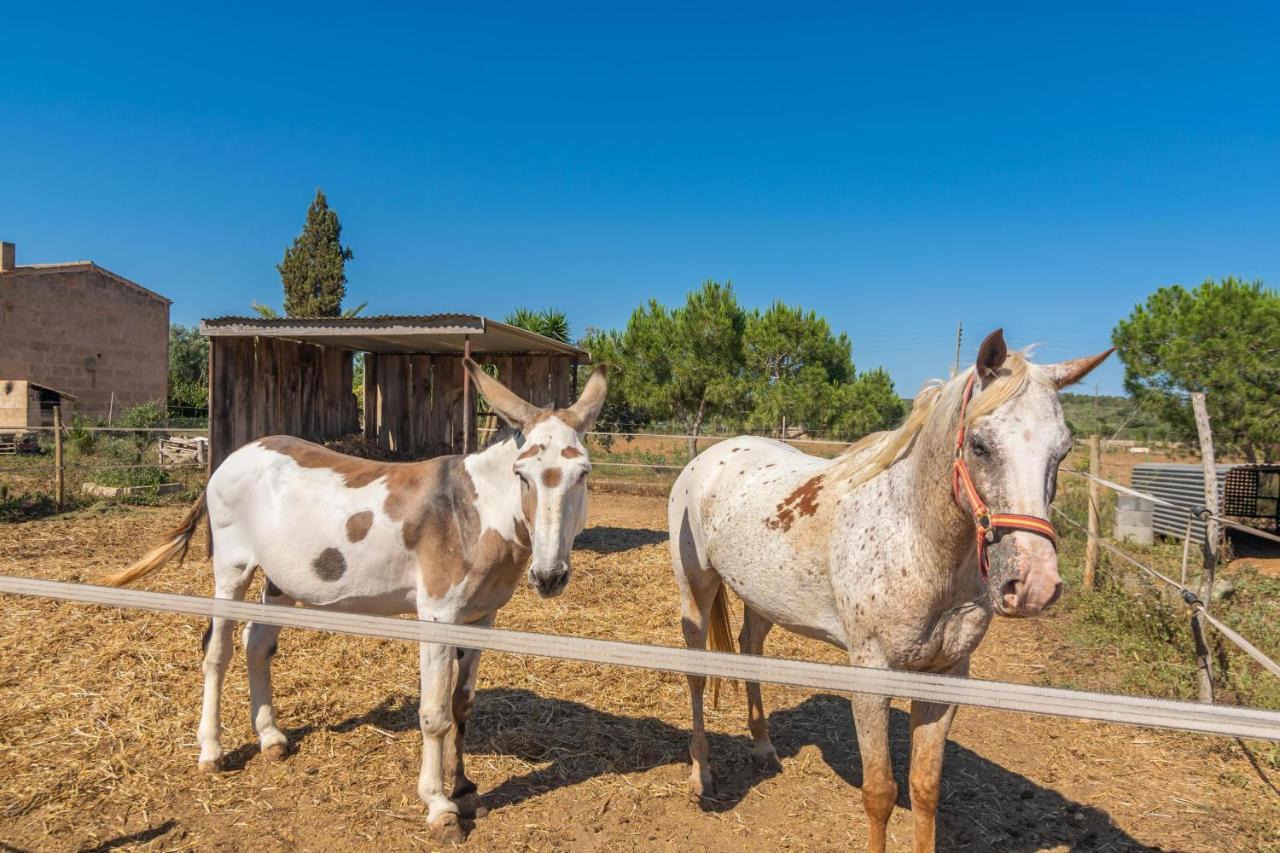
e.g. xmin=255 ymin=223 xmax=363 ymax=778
xmin=448 ymin=644 xmax=484 ymax=817
xmin=417 ymin=639 xmax=462 ymax=843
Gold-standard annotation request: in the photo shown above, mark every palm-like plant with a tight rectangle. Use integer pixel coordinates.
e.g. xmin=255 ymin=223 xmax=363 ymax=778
xmin=505 ymin=308 xmax=570 ymax=343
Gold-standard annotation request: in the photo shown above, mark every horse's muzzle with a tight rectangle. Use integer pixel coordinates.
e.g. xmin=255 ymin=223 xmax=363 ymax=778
xmin=992 ymin=535 xmax=1062 ymax=617
xmin=530 ymin=563 xmax=570 ymax=598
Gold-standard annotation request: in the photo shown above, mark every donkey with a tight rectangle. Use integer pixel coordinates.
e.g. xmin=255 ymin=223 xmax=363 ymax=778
xmin=668 ymin=330 xmax=1112 ymax=853
xmin=102 ymin=359 xmax=607 ymax=843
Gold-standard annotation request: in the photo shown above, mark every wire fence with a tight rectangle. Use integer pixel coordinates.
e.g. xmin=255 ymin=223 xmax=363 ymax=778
xmin=1 ymin=574 xmax=1277 ymax=742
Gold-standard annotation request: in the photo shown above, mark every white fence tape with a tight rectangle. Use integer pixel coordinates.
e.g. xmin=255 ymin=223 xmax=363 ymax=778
xmin=2 ymin=574 xmax=1278 ymax=742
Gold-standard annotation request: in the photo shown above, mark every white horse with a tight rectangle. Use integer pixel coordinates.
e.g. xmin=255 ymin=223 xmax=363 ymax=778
xmin=103 ymin=359 xmax=607 ymax=843
xmin=668 ymin=330 xmax=1112 ymax=853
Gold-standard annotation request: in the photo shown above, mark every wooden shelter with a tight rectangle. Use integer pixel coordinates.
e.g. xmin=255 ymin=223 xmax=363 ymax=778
xmin=0 ymin=380 xmax=76 ymax=431
xmin=200 ymin=315 xmax=587 ymax=471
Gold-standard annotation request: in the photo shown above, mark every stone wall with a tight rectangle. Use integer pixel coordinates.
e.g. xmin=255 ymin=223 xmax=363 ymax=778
xmin=0 ymin=266 xmax=169 ymax=417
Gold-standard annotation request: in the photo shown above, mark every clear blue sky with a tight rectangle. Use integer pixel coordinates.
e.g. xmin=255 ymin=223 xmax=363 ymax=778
xmin=3 ymin=3 xmax=1277 ymax=396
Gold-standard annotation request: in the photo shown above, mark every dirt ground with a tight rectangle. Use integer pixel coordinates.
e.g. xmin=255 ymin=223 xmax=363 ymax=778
xmin=1 ymin=491 xmax=1278 ymax=852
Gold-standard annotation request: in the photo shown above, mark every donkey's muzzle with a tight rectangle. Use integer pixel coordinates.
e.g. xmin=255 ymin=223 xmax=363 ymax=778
xmin=530 ymin=562 xmax=570 ymax=598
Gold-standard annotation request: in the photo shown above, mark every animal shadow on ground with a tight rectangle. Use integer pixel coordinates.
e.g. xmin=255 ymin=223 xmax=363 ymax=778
xmin=328 ymin=689 xmax=1155 ymax=852
xmin=573 ymin=526 xmax=667 ymax=554
xmin=70 ymin=819 xmax=178 ymax=852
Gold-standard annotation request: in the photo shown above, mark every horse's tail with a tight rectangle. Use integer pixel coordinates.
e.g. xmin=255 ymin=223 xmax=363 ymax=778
xmin=707 ymin=583 xmax=737 ymax=707
xmin=99 ymin=493 xmax=208 ymax=587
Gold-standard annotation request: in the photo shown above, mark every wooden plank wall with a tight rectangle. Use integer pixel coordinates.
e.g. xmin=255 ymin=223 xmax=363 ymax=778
xmin=364 ymin=353 xmax=573 ymax=459
xmin=208 ymin=337 xmax=359 ymax=471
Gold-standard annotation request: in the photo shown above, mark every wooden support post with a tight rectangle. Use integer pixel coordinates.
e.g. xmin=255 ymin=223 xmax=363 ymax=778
xmin=52 ymin=404 xmax=64 ymax=510
xmin=1190 ymin=392 xmax=1220 ymax=704
xmin=1084 ymin=434 xmax=1101 ymax=590
xmin=462 ymin=335 xmax=473 ymax=454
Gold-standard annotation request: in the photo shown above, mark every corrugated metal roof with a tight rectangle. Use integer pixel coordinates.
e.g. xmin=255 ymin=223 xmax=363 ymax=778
xmin=1131 ymin=463 xmax=1232 ymax=546
xmin=199 ymin=315 xmax=587 ymax=357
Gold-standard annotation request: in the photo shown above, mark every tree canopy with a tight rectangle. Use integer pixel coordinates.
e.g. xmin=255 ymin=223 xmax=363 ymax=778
xmin=167 ymin=324 xmax=209 ymax=415
xmin=1112 ymin=276 xmax=1279 ymax=461
xmin=581 ymin=281 xmax=906 ymax=453
xmin=257 ymin=190 xmax=362 ymax=318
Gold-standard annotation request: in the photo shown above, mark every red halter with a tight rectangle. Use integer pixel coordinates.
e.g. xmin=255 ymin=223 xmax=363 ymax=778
xmin=952 ymin=372 xmax=1057 ymax=581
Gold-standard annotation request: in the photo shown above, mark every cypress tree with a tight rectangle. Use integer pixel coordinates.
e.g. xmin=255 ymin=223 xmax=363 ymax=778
xmin=278 ymin=190 xmax=355 ymax=317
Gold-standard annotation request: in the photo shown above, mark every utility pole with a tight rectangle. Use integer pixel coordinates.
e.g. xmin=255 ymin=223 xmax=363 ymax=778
xmin=951 ymin=322 xmax=963 ymax=378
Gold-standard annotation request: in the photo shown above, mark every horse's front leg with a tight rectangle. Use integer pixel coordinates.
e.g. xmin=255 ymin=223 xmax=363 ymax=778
xmin=907 ymin=660 xmax=965 ymax=853
xmin=417 ymin=637 xmax=461 ymax=843
xmin=851 ymin=692 xmax=896 ymax=853
xmin=847 ymin=638 xmax=899 ymax=853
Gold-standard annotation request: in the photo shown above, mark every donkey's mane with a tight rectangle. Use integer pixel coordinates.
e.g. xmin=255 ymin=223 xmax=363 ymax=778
xmin=829 ymin=351 xmax=1052 ymax=488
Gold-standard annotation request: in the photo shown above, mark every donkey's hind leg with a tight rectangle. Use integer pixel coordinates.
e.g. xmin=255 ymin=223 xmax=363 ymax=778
xmin=243 ymin=577 xmax=293 ymax=762
xmin=739 ymin=605 xmax=781 ymax=773
xmin=197 ymin=557 xmax=256 ymax=772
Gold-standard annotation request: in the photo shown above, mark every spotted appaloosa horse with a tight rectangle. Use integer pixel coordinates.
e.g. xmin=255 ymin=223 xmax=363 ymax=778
xmin=668 ymin=331 xmax=1113 ymax=853
xmin=103 ymin=359 xmax=607 ymax=843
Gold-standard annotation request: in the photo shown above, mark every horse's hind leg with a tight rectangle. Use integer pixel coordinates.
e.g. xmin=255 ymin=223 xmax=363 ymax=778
xmin=739 ymin=605 xmax=781 ymax=773
xmin=243 ymin=577 xmax=293 ymax=761
xmin=197 ymin=557 xmax=255 ymax=772
xmin=671 ymin=508 xmax=721 ymax=799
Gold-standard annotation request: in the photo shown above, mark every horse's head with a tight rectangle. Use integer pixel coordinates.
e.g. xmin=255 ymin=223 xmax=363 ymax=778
xmin=959 ymin=330 xmax=1113 ymax=617
xmin=463 ymin=359 xmax=608 ymax=598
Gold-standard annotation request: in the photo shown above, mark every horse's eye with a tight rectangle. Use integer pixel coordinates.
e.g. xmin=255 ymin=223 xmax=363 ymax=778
xmin=969 ymin=437 xmax=990 ymax=458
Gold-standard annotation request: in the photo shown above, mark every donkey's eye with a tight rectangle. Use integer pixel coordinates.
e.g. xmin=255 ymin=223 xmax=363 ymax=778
xmin=969 ymin=437 xmax=991 ymax=458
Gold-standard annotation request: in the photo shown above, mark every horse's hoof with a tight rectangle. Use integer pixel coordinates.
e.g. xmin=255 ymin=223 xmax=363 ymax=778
xmin=428 ymin=813 xmax=465 ymax=844
xmin=197 ymin=757 xmax=223 ymax=773
xmin=262 ymin=743 xmax=289 ymax=762
xmin=687 ymin=773 xmax=714 ymax=802
xmin=753 ymin=749 xmax=783 ymax=773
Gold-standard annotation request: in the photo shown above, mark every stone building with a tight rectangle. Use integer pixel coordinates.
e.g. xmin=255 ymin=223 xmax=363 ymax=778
xmin=0 ymin=241 xmax=170 ymax=418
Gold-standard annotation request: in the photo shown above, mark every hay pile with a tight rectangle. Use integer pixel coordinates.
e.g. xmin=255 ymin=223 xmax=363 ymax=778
xmin=0 ymin=492 xmax=1275 ymax=851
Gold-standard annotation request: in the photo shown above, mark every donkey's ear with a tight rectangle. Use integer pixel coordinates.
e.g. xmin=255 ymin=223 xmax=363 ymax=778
xmin=1048 ymin=347 xmax=1116 ymax=389
xmin=975 ymin=329 xmax=1008 ymax=385
xmin=463 ymin=358 xmax=542 ymax=430
xmin=561 ymin=364 xmax=609 ymax=434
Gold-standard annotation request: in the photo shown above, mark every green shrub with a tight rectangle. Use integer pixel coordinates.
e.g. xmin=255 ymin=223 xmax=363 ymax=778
xmin=66 ymin=415 xmax=101 ymax=457
xmin=0 ymin=484 xmax=57 ymax=521
xmin=90 ymin=437 xmax=168 ymax=489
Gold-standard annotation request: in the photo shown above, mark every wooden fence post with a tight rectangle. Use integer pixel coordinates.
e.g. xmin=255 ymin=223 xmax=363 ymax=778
xmin=1084 ymin=434 xmax=1101 ymax=590
xmin=53 ymin=404 xmax=64 ymax=510
xmin=1190 ymin=391 xmax=1219 ymax=704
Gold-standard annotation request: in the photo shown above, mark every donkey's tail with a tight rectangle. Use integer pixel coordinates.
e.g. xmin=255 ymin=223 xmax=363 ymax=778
xmin=707 ymin=583 xmax=737 ymax=707
xmin=99 ymin=493 xmax=208 ymax=587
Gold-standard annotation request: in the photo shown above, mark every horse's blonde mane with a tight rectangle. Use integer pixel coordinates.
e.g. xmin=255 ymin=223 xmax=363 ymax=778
xmin=830 ymin=352 xmax=1051 ymax=489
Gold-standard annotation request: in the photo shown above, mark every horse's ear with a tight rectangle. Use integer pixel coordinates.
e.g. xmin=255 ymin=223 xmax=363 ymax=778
xmin=975 ymin=329 xmax=1008 ymax=385
xmin=561 ymin=364 xmax=609 ymax=434
xmin=1049 ymin=347 xmax=1116 ymax=389
xmin=462 ymin=358 xmax=542 ymax=430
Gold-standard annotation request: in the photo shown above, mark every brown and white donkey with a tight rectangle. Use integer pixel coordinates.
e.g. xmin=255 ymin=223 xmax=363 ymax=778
xmin=103 ymin=359 xmax=608 ymax=843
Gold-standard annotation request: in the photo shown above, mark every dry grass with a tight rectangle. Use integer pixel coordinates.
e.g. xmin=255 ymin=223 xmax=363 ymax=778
xmin=0 ymin=491 xmax=1277 ymax=851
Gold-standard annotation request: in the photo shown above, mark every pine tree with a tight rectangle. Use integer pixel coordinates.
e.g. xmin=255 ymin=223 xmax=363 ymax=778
xmin=276 ymin=190 xmax=356 ymax=317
